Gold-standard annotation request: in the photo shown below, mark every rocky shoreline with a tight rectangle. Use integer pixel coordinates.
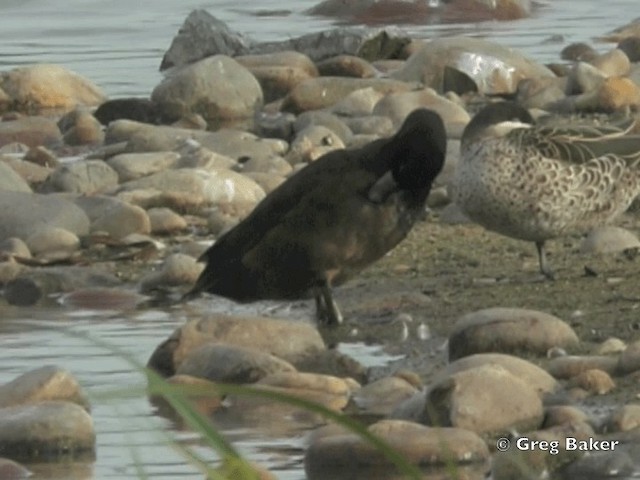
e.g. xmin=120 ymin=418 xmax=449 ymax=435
xmin=1 ymin=9 xmax=640 ymax=480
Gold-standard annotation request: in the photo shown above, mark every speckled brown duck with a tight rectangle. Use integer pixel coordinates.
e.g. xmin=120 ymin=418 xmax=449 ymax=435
xmin=184 ymin=108 xmax=447 ymax=325
xmin=453 ymin=101 xmax=640 ymax=279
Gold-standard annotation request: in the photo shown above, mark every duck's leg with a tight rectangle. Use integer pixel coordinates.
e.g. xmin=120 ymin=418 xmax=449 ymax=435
xmin=535 ymin=241 xmax=555 ymax=280
xmin=314 ymin=283 xmax=343 ymax=325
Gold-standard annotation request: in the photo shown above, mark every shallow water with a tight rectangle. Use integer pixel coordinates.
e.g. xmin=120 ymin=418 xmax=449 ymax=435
xmin=0 ymin=0 xmax=638 ymax=478
xmin=0 ymin=0 xmax=637 ymax=97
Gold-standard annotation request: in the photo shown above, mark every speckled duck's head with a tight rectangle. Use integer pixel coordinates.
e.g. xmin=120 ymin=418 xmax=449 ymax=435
xmin=461 ymin=101 xmax=535 ymax=149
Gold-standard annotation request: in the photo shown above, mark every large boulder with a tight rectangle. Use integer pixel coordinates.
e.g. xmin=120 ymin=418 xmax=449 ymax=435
xmin=151 ymin=55 xmax=263 ymax=126
xmin=391 ymin=36 xmax=554 ymax=95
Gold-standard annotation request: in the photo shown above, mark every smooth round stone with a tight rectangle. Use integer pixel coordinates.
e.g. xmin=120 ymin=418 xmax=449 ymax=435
xmin=372 ymin=88 xmax=470 ymax=133
xmin=0 ymin=116 xmax=62 ymax=149
xmin=596 ymin=76 xmax=640 ymax=111
xmin=106 ymin=151 xmax=180 ymax=182
xmin=151 ymin=55 xmax=263 ymax=125
xmin=607 ymin=404 xmax=640 ymax=432
xmin=562 ymin=450 xmax=636 ymax=480
xmin=175 ymin=142 xmax=236 ymax=171
xmin=567 ymin=369 xmax=615 ymax=395
xmin=25 ymin=227 xmax=79 ymax=258
xmin=329 ymin=87 xmax=385 ymax=117
xmin=23 ymin=145 xmax=60 ymax=168
xmin=0 ymin=260 xmax=22 ymax=285
xmin=243 ymin=172 xmax=286 ymax=195
xmin=350 ymin=375 xmax=420 ymax=417
xmin=177 ymin=343 xmax=296 ymax=383
xmin=425 ymin=364 xmax=544 ymax=435
xmin=0 ymin=63 xmax=106 ymax=112
xmin=391 ymin=36 xmax=554 ymax=95
xmin=516 ymin=76 xmax=567 ymax=110
xmin=542 ymin=405 xmax=589 ymax=429
xmin=235 ymin=155 xmax=292 ymax=176
xmin=316 ymin=54 xmax=377 ymax=78
xmin=139 ymin=253 xmax=204 ymax=293
xmin=148 ymin=315 xmax=326 ymax=376
xmin=561 ymin=42 xmax=598 ymax=61
xmin=0 ymin=365 xmax=89 ymax=410
xmin=0 ymin=401 xmax=95 ymax=459
xmin=282 ymin=77 xmax=415 ymax=114
xmin=285 ymin=125 xmax=345 ymax=165
xmin=147 ymin=207 xmax=187 ymax=234
xmin=546 ymin=355 xmax=619 ymax=379
xmin=117 ymin=168 xmax=265 ymax=213
xmin=617 ymin=340 xmax=640 ymax=374
xmin=0 ymin=161 xmax=31 ymax=193
xmin=305 ymin=420 xmax=489 ymax=480
xmin=581 ymin=226 xmax=640 ymax=254
xmin=60 ymin=110 xmax=104 ymax=146
xmin=594 ymin=337 xmax=627 ymax=355
xmin=1 ymin=156 xmax=52 ymax=187
xmin=618 ymin=36 xmax=640 ymax=62
xmin=448 ymin=307 xmax=579 ymax=361
xmin=341 ymin=115 xmax=393 ymax=137
xmin=0 ymin=236 xmax=30 ymax=258
xmin=160 ymin=374 xmax=223 ymax=416
xmin=43 ymin=160 xmax=119 ymax=194
xmin=294 ymin=110 xmax=354 ymax=144
xmin=74 ymin=195 xmax=151 ymax=238
xmin=436 ymin=353 xmax=558 ymax=395
xmin=4 ymin=266 xmax=120 ymax=306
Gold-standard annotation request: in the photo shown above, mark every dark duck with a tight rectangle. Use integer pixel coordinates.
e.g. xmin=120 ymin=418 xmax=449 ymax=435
xmin=184 ymin=108 xmax=447 ymax=325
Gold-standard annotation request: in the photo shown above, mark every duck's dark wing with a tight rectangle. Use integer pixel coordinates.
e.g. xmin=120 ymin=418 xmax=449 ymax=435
xmin=512 ymin=121 xmax=640 ymax=166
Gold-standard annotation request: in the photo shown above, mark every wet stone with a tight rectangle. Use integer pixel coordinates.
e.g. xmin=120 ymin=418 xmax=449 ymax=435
xmin=139 ymin=253 xmax=203 ymax=293
xmin=147 ymin=315 xmax=325 ymax=377
xmin=305 ymin=420 xmax=489 ymax=480
xmin=176 ymin=343 xmax=296 ymax=383
xmin=74 ymin=195 xmax=151 ymax=238
xmin=0 ymin=401 xmax=95 ymax=460
xmin=59 ymin=288 xmax=147 ymax=311
xmin=0 ymin=365 xmax=89 ymax=410
xmin=350 ymin=375 xmax=419 ymax=417
xmin=425 ymin=364 xmax=544 ymax=436
xmin=42 ymin=159 xmax=119 ymax=194
xmin=25 ymin=227 xmax=80 ymax=258
xmin=448 ymin=307 xmax=579 ymax=361
xmin=106 ymin=151 xmax=180 ymax=182
xmin=147 ymin=207 xmax=187 ymax=234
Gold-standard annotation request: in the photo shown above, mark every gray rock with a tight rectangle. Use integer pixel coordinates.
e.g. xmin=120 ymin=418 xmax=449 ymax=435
xmin=4 ymin=266 xmax=120 ymax=306
xmin=449 ymin=307 xmax=580 ymax=360
xmin=139 ymin=253 xmax=203 ymax=293
xmin=160 ymin=10 xmax=250 ymax=70
xmin=351 ymin=376 xmax=419 ymax=417
xmin=546 ymin=355 xmax=619 ymax=379
xmin=425 ymin=364 xmax=544 ymax=435
xmin=106 ymin=151 xmax=180 ymax=182
xmin=235 ymin=155 xmax=292 ymax=176
xmin=0 ymin=116 xmax=62 ymax=149
xmin=617 ymin=340 xmax=640 ymax=374
xmin=516 ymin=76 xmax=567 ymax=110
xmin=0 ymin=191 xmax=89 ymax=242
xmin=251 ymin=26 xmax=411 ymax=63
xmin=372 ymin=88 xmax=470 ymax=133
xmin=236 ymin=51 xmax=319 ymax=103
xmin=305 ymin=420 xmax=489 ymax=480
xmin=341 ymin=115 xmax=394 ymax=137
xmin=293 ymin=110 xmax=353 ymax=144
xmin=151 ymin=55 xmax=263 ymax=126
xmin=286 ymin=125 xmax=346 ymax=165
xmin=0 ymin=401 xmax=95 ymax=458
xmin=243 ymin=172 xmax=286 ymax=195
xmin=59 ymin=287 xmax=147 ymax=311
xmin=176 ymin=343 xmax=297 ymax=383
xmin=0 ymin=237 xmax=30 ymax=258
xmin=316 ymin=54 xmax=377 ymax=78
xmin=329 ymin=87 xmax=386 ymax=117
xmin=0 ymin=155 xmax=51 ymax=187
xmin=606 ymin=404 xmax=640 ymax=432
xmin=117 ymin=168 xmax=265 ymax=213
xmin=147 ymin=314 xmax=326 ymax=376
xmin=0 ymin=259 xmax=22 ymax=285
xmin=282 ymin=77 xmax=416 ymax=114
xmin=25 ymin=227 xmax=80 ymax=258
xmin=147 ymin=207 xmax=187 ymax=234
xmin=562 ymin=451 xmax=635 ymax=480
xmin=0 ymin=365 xmax=89 ymax=410
xmin=74 ymin=195 xmax=151 ymax=238
xmin=392 ymin=36 xmax=554 ymax=95
xmin=590 ymin=48 xmax=631 ymax=77
xmin=175 ymin=141 xmax=236 ymax=171
xmin=60 ymin=109 xmax=104 ymax=146
xmin=581 ymin=226 xmax=640 ymax=254
xmin=566 ymin=61 xmax=607 ymax=95
xmin=43 ymin=160 xmax=119 ymax=194
xmin=0 ymin=161 xmax=31 ymax=192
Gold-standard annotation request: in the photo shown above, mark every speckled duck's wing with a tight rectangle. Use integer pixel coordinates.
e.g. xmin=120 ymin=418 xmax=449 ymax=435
xmin=511 ymin=120 xmax=640 ymax=166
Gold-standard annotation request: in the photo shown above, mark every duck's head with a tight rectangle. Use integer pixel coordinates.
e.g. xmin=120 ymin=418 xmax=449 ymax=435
xmin=462 ymin=101 xmax=534 ymax=148
xmin=368 ymin=109 xmax=446 ymax=203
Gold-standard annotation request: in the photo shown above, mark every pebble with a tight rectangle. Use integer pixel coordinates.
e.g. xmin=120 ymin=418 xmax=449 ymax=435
xmin=0 ymin=116 xmax=62 ymax=149
xmin=546 ymin=355 xmax=619 ymax=379
xmin=139 ymin=253 xmax=203 ymax=293
xmin=147 ymin=207 xmax=187 ymax=234
xmin=42 ymin=159 xmax=119 ymax=194
xmin=106 ymin=151 xmax=180 ymax=182
xmin=581 ymin=226 xmax=640 ymax=254
xmin=25 ymin=226 xmax=80 ymax=258
xmin=350 ymin=375 xmax=420 ymax=417
xmin=74 ymin=195 xmax=151 ymax=238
